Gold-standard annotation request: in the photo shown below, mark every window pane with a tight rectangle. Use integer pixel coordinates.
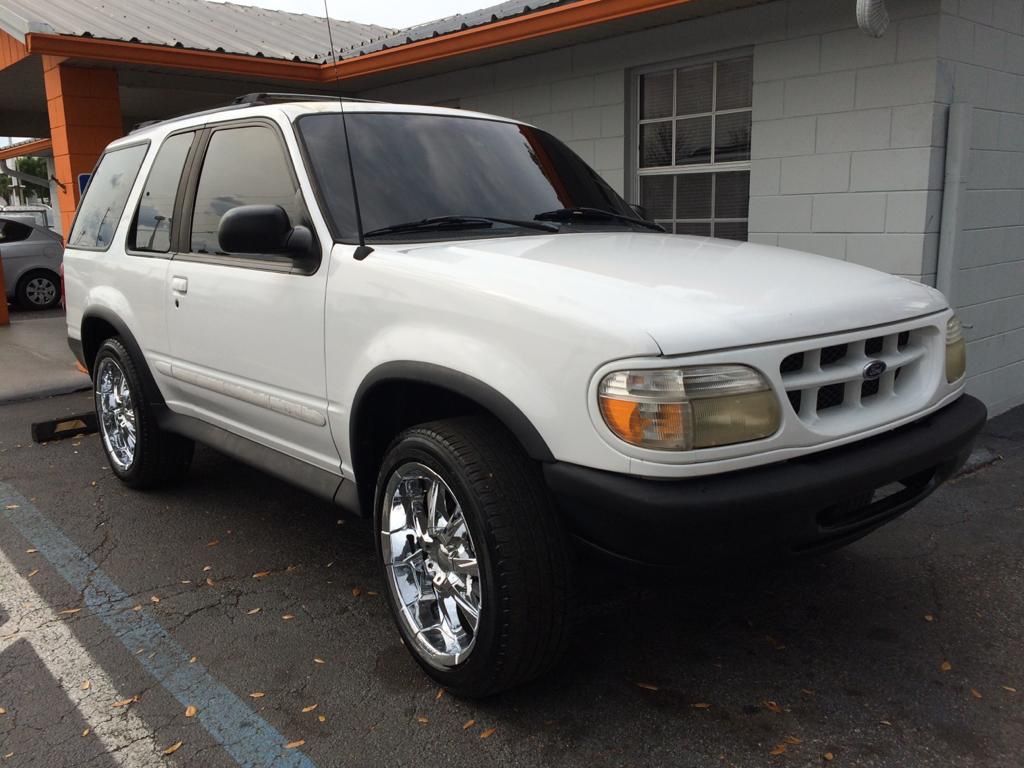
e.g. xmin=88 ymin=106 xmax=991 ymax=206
xmin=130 ymin=132 xmax=193 ymax=253
xmin=714 ymin=171 xmax=750 ymax=219
xmin=677 ymin=222 xmax=711 ymax=237
xmin=716 ymin=57 xmax=753 ymax=110
xmin=68 ymin=144 xmax=147 ymax=250
xmin=190 ymin=127 xmax=303 ymax=255
xmin=0 ymin=220 xmax=32 ymax=243
xmin=640 ymin=72 xmax=673 ymax=119
xmin=675 ymin=116 xmax=712 ymax=166
xmin=676 ymin=173 xmax=712 ymax=219
xmin=640 ymin=121 xmax=672 ymax=168
xmin=675 ymin=63 xmax=713 ymax=116
xmin=640 ymin=175 xmax=673 ymax=219
xmin=714 ymin=221 xmax=748 ymax=241
xmin=714 ymin=112 xmax=751 ymax=163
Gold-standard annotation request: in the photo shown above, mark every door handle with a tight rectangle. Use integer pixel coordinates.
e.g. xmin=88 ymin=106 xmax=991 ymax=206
xmin=171 ymin=276 xmax=188 ymax=295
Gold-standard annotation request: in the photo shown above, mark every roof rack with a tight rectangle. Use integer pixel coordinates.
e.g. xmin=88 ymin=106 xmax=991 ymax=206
xmin=129 ymin=92 xmax=379 ymax=134
xmin=232 ymin=92 xmax=380 ymax=105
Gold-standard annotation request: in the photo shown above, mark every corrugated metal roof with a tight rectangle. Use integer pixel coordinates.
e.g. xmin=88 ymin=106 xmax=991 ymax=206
xmin=338 ymin=0 xmax=579 ymax=58
xmin=0 ymin=0 xmax=392 ymax=63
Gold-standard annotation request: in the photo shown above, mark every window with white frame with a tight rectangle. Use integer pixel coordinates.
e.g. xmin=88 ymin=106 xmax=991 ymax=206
xmin=634 ymin=54 xmax=752 ymax=240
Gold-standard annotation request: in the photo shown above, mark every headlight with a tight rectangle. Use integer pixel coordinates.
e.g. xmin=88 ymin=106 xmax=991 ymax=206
xmin=598 ymin=364 xmax=781 ymax=450
xmin=946 ymin=315 xmax=966 ymax=382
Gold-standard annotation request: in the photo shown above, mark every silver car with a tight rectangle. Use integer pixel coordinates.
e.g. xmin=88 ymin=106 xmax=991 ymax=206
xmin=1 ymin=216 xmax=63 ymax=310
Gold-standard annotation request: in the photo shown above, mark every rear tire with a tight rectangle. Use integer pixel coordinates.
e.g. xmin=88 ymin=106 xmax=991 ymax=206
xmin=374 ymin=415 xmax=573 ymax=697
xmin=93 ymin=337 xmax=193 ymax=489
xmin=16 ymin=269 xmax=60 ymax=310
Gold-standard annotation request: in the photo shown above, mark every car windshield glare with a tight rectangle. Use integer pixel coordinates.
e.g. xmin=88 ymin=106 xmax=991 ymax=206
xmin=297 ymin=112 xmax=639 ymax=241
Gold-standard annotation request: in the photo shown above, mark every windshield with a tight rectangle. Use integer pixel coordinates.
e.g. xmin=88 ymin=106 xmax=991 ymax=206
xmin=297 ymin=112 xmax=639 ymax=241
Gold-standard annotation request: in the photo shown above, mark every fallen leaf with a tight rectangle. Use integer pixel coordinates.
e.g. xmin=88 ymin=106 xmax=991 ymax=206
xmin=313 ymin=658 xmax=325 ymax=665
xmin=59 ymin=608 xmax=82 ymax=615
xmin=111 ymin=696 xmax=138 ymax=708
xmin=971 ymin=688 xmax=983 ymax=700
xmin=132 ymin=605 xmax=142 ymax=611
xmin=82 ymin=729 xmax=89 ymax=737
xmin=367 ymin=591 xmax=379 ymax=596
xmin=206 ymin=578 xmax=215 ymax=587
xmin=207 ymin=539 xmax=219 ymax=547
xmin=189 ymin=656 xmax=197 ymax=664
xmin=1002 ymin=686 xmax=1017 ymax=693
xmin=435 ymin=688 xmax=445 ymax=701
xmin=302 ymin=704 xmax=318 ymax=713
xmin=352 ymin=587 xmax=362 ymax=597
xmin=285 ymin=740 xmax=305 ymax=750
xmin=4 ymin=504 xmax=18 ymax=509
xmin=180 ymin=580 xmax=191 ymax=585
xmin=246 ymin=608 xmax=261 ymax=615
xmin=202 ymin=565 xmax=212 ymax=572
xmin=924 ymin=614 xmax=935 ymax=622
xmin=249 ymin=692 xmax=265 ymax=699
xmin=26 ymin=569 xmax=38 ymax=578
xmin=185 ymin=705 xmax=197 ymax=718
xmin=692 ymin=702 xmax=711 ymax=709
xmin=3 ymin=753 xmax=12 ymax=759
xmin=764 ymin=700 xmax=783 ymax=713
xmin=0 ymin=708 xmax=5 ymax=715
xmin=317 ymin=714 xmax=326 ymax=723
xmin=784 ymin=736 xmax=802 ymax=745
xmin=769 ymin=744 xmax=787 ymax=756
xmin=150 ymin=596 xmax=161 ymax=604
xmin=162 ymin=741 xmax=183 ymax=756
xmin=480 ymin=727 xmax=496 ymax=739
xmin=800 ymin=688 xmax=815 ymax=696
xmin=463 ymin=719 xmax=476 ymax=730
xmin=416 ymin=715 xmax=429 ymax=724
xmin=941 ymin=661 xmax=953 ymax=672
xmin=880 ymin=720 xmax=893 ymax=726
xmin=81 ymin=680 xmax=91 ymax=690
xmin=253 ymin=571 xmax=271 ymax=579
xmin=282 ymin=614 xmax=295 ymax=621
xmin=25 ymin=549 xmax=37 ymax=554
xmin=635 ymin=682 xmax=659 ymax=691
xmin=824 ymin=752 xmax=835 ymax=762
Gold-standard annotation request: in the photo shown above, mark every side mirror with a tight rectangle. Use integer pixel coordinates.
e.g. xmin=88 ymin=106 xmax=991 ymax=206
xmin=217 ymin=205 xmax=314 ymax=259
xmin=629 ymin=203 xmax=649 ymax=220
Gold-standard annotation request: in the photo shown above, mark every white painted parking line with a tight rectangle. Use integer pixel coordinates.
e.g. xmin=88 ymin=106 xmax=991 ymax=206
xmin=0 ymin=546 xmax=162 ymax=766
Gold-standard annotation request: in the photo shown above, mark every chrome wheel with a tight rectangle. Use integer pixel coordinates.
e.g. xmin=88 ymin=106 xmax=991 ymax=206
xmin=25 ymin=276 xmax=57 ymax=306
xmin=95 ymin=358 xmax=137 ymax=471
xmin=381 ymin=462 xmax=482 ymax=669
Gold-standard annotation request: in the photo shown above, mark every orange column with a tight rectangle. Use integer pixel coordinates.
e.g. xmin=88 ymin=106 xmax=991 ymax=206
xmin=43 ymin=56 xmax=123 ymax=236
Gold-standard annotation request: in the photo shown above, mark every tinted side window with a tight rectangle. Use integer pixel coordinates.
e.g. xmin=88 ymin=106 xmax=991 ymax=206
xmin=130 ymin=132 xmax=194 ymax=253
xmin=189 ymin=126 xmax=303 ymax=255
xmin=68 ymin=144 xmax=148 ymax=250
xmin=0 ymin=220 xmax=33 ymax=243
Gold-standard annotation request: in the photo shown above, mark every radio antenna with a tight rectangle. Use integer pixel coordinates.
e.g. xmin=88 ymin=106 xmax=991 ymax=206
xmin=322 ymin=0 xmax=372 ymax=259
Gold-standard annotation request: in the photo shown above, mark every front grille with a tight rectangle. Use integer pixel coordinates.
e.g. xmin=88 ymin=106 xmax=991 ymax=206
xmin=780 ymin=326 xmax=928 ymax=424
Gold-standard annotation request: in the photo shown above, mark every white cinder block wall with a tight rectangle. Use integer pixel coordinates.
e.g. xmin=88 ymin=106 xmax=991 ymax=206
xmin=936 ymin=0 xmax=1024 ymax=415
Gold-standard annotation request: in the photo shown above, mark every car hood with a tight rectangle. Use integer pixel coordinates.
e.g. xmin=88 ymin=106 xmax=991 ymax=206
xmin=390 ymin=232 xmax=948 ymax=356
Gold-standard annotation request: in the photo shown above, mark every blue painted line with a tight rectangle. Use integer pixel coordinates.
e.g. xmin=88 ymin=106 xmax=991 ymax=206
xmin=0 ymin=482 xmax=317 ymax=768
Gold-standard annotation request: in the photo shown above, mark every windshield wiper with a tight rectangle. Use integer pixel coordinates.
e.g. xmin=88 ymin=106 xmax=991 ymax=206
xmin=363 ymin=215 xmax=558 ymax=238
xmin=534 ymin=207 xmax=664 ymax=232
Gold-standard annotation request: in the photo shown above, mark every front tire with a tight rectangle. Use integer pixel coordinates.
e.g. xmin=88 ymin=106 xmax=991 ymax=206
xmin=374 ymin=416 xmax=572 ymax=697
xmin=93 ymin=337 xmax=194 ymax=489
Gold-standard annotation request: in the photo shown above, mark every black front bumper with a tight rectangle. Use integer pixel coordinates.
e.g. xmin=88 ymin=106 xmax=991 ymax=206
xmin=544 ymin=395 xmax=988 ymax=566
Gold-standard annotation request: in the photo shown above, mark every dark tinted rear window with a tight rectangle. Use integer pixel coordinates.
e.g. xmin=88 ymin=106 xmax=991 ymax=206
xmin=130 ymin=131 xmax=194 ymax=253
xmin=68 ymin=143 xmax=148 ymax=251
xmin=0 ymin=219 xmax=33 ymax=243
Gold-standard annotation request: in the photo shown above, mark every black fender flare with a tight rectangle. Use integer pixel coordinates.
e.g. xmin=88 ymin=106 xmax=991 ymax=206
xmin=350 ymin=361 xmax=555 ymax=464
xmin=80 ymin=308 xmax=167 ymax=407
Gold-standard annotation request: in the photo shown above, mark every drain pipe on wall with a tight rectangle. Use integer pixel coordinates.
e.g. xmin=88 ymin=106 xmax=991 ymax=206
xmin=937 ymin=104 xmax=973 ymax=305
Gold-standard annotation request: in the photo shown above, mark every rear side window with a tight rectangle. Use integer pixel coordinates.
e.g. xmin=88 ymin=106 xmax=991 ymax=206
xmin=129 ymin=132 xmax=194 ymax=253
xmin=0 ymin=219 xmax=33 ymax=243
xmin=68 ymin=143 xmax=148 ymax=251
xmin=189 ymin=126 xmax=304 ymax=255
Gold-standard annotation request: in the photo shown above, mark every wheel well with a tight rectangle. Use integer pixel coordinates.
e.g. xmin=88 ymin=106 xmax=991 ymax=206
xmin=80 ymin=316 xmax=119 ymax=375
xmin=351 ymin=380 xmax=520 ymax=517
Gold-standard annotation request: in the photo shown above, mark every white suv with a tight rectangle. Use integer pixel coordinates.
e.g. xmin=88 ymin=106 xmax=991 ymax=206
xmin=64 ymin=94 xmax=986 ymax=696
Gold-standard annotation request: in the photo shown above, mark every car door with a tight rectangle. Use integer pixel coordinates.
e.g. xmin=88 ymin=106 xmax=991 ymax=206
xmin=160 ymin=118 xmax=339 ymax=474
xmin=0 ymin=219 xmax=38 ymax=293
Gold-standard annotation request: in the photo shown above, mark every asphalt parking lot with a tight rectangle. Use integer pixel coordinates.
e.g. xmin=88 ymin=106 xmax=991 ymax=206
xmin=0 ymin=391 xmax=1021 ymax=768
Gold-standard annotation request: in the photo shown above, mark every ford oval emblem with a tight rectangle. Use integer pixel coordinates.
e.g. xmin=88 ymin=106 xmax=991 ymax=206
xmin=863 ymin=360 xmax=887 ymax=380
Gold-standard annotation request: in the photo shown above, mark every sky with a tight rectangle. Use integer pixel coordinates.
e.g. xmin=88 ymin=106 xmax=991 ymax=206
xmin=211 ymin=0 xmax=492 ymax=29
